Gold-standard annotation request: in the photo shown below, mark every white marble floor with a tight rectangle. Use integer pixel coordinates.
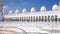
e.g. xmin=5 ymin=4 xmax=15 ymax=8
xmin=0 ymin=21 xmax=60 ymax=34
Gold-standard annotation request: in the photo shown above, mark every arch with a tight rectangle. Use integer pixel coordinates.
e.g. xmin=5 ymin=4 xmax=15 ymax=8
xmin=55 ymin=15 xmax=57 ymax=21
xmin=48 ymin=16 xmax=50 ymax=21
xmin=51 ymin=15 xmax=54 ymax=21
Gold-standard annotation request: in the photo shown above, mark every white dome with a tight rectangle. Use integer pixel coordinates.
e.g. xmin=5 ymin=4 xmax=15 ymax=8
xmin=22 ymin=8 xmax=27 ymax=13
xmin=31 ymin=7 xmax=36 ymax=12
xmin=40 ymin=6 xmax=46 ymax=12
xmin=52 ymin=4 xmax=59 ymax=11
xmin=9 ymin=10 xmax=13 ymax=14
xmin=15 ymin=9 xmax=20 ymax=14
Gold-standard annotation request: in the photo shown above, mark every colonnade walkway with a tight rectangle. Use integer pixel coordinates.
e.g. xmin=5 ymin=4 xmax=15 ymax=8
xmin=0 ymin=21 xmax=60 ymax=34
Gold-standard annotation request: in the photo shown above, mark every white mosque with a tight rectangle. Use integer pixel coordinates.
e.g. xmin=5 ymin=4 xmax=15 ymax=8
xmin=2 ymin=3 xmax=60 ymax=22
xmin=0 ymin=0 xmax=60 ymax=33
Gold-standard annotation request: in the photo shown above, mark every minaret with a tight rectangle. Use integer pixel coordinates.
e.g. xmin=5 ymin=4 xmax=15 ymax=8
xmin=0 ymin=0 xmax=3 ymax=21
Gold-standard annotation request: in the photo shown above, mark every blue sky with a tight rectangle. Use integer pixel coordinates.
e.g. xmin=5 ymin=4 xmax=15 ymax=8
xmin=3 ymin=0 xmax=59 ymax=12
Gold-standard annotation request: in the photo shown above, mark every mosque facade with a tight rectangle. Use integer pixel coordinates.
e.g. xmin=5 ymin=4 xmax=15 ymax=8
xmin=0 ymin=0 xmax=60 ymax=34
xmin=3 ymin=4 xmax=60 ymax=22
